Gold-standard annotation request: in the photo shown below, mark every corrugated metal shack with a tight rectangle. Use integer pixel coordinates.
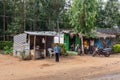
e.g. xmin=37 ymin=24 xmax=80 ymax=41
xmin=93 ymin=28 xmax=117 ymax=49
xmin=13 ymin=31 xmax=57 ymax=59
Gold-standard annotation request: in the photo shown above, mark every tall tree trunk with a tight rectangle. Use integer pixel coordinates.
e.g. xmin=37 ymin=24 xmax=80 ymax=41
xmin=48 ymin=17 xmax=51 ymax=30
xmin=57 ymin=20 xmax=60 ymax=43
xmin=33 ymin=2 xmax=36 ymax=31
xmin=80 ymin=35 xmax=84 ymax=54
xmin=3 ymin=0 xmax=6 ymax=41
xmin=20 ymin=1 xmax=25 ymax=33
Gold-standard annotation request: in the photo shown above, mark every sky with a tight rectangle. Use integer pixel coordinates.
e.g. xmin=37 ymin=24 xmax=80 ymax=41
xmin=103 ymin=0 xmax=108 ymax=2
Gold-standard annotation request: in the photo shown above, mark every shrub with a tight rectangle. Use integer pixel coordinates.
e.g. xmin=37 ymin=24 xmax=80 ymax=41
xmin=0 ymin=41 xmax=13 ymax=50
xmin=20 ymin=51 xmax=31 ymax=60
xmin=52 ymin=43 xmax=68 ymax=56
xmin=112 ymin=44 xmax=120 ymax=53
xmin=3 ymin=46 xmax=13 ymax=55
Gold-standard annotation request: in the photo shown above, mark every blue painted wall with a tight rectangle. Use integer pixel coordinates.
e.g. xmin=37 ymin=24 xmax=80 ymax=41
xmin=94 ymin=38 xmax=112 ymax=49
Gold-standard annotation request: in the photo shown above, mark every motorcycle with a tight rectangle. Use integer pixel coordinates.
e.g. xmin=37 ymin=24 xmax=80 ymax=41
xmin=92 ymin=48 xmax=112 ymax=57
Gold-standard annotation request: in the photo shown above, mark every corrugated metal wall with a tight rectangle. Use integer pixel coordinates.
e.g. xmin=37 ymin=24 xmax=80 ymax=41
xmin=13 ymin=33 xmax=29 ymax=56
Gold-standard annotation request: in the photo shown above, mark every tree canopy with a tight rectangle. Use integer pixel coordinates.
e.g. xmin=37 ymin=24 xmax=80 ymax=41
xmin=69 ymin=0 xmax=97 ymax=37
xmin=96 ymin=0 xmax=120 ymax=28
xmin=0 ymin=0 xmax=120 ymax=40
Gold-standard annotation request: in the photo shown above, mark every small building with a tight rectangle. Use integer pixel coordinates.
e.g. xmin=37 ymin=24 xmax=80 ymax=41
xmin=54 ymin=28 xmax=117 ymax=54
xmin=82 ymin=28 xmax=116 ymax=52
xmin=94 ymin=31 xmax=116 ymax=49
xmin=13 ymin=31 xmax=57 ymax=59
xmin=95 ymin=28 xmax=118 ymax=48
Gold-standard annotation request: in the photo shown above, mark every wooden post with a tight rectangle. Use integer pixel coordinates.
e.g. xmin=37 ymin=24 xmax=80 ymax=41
xmin=33 ymin=35 xmax=36 ymax=60
xmin=28 ymin=35 xmax=30 ymax=44
xmin=44 ymin=36 xmax=47 ymax=58
xmin=28 ymin=35 xmax=31 ymax=57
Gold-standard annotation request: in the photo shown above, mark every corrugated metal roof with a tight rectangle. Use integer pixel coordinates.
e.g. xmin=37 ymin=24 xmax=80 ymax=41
xmin=25 ymin=31 xmax=57 ymax=36
xmin=95 ymin=32 xmax=116 ymax=38
xmin=97 ymin=28 xmax=120 ymax=35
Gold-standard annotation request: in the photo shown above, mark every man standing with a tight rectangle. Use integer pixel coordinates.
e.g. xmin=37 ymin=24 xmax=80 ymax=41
xmin=54 ymin=43 xmax=60 ymax=62
xmin=90 ymin=40 xmax=94 ymax=54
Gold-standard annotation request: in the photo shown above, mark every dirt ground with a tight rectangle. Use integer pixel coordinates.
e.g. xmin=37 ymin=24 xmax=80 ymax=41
xmin=0 ymin=53 xmax=120 ymax=80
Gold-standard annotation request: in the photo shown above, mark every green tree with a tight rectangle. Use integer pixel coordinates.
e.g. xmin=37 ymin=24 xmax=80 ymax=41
xmin=69 ymin=0 xmax=97 ymax=53
xmin=25 ymin=0 xmax=43 ymax=31
xmin=60 ymin=0 xmax=72 ymax=29
xmin=96 ymin=0 xmax=120 ymax=28
xmin=69 ymin=0 xmax=97 ymax=37
xmin=0 ymin=0 xmax=15 ymax=40
xmin=104 ymin=0 xmax=120 ymax=28
xmin=96 ymin=0 xmax=106 ymax=28
xmin=6 ymin=0 xmax=27 ymax=34
xmin=40 ymin=0 xmax=65 ymax=31
xmin=1 ymin=0 xmax=66 ymax=36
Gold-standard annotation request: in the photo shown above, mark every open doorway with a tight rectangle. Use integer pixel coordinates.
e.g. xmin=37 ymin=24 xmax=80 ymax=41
xmin=69 ymin=34 xmax=76 ymax=51
xmin=64 ymin=33 xmax=81 ymax=51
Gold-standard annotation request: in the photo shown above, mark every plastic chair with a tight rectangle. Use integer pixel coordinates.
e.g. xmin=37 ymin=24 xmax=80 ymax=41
xmin=48 ymin=48 xmax=55 ymax=58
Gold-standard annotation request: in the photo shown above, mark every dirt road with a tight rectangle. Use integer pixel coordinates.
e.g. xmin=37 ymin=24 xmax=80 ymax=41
xmin=0 ymin=54 xmax=120 ymax=80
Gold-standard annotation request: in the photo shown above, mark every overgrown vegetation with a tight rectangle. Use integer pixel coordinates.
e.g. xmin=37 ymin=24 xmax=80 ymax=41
xmin=0 ymin=41 xmax=13 ymax=49
xmin=3 ymin=46 xmax=13 ymax=55
xmin=20 ymin=51 xmax=31 ymax=60
xmin=112 ymin=44 xmax=120 ymax=53
xmin=0 ymin=41 xmax=13 ymax=55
